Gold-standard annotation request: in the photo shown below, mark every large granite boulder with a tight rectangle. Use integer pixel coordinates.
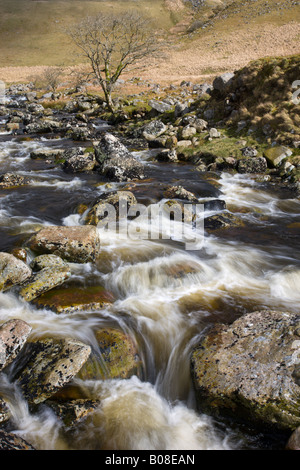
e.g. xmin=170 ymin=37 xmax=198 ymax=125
xmin=26 ymin=226 xmax=100 ymax=263
xmin=191 ymin=310 xmax=300 ymax=431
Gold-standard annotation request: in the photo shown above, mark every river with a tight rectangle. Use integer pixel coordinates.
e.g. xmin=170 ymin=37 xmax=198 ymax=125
xmin=0 ymin=108 xmax=299 ymax=450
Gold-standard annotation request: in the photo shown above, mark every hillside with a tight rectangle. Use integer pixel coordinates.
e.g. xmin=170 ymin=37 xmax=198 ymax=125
xmin=0 ymin=0 xmax=299 ymax=84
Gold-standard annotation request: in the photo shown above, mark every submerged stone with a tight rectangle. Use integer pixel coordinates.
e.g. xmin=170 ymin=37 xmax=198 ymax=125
xmin=45 ymin=399 xmax=100 ymax=428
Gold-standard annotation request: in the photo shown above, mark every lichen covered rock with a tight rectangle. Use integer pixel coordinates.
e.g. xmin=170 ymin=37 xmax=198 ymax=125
xmin=15 ymin=337 xmax=91 ymax=404
xmin=191 ymin=310 xmax=300 ymax=431
xmin=27 ymin=225 xmax=100 ymax=263
xmin=0 ymin=252 xmax=32 ymax=292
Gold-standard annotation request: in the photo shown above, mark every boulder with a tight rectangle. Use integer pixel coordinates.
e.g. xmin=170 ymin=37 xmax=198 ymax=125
xmin=241 ymin=146 xmax=258 ymax=157
xmin=85 ymin=190 xmax=137 ymax=226
xmin=32 ymin=285 xmax=115 ymax=314
xmin=181 ymin=126 xmax=197 ymax=139
xmin=209 ymin=128 xmax=221 ymax=138
xmin=19 ymin=266 xmax=71 ymax=302
xmin=148 ymin=100 xmax=173 ymax=113
xmin=0 ymin=319 xmax=32 ymax=371
xmin=204 ymin=211 xmax=244 ymax=230
xmin=62 ymin=151 xmax=96 ymax=173
xmin=0 ymin=400 xmax=11 ymax=424
xmin=0 ymin=252 xmax=32 ymax=292
xmin=25 ymin=119 xmax=63 ymax=134
xmin=30 ymin=149 xmax=65 ymax=160
xmin=264 ymin=146 xmax=292 ymax=168
xmin=155 ymin=149 xmax=178 ymax=162
xmin=237 ymin=157 xmax=268 ymax=174
xmin=163 ymin=185 xmax=198 ymax=202
xmin=213 ymin=72 xmax=235 ymax=93
xmin=95 ymin=133 xmax=144 ymax=182
xmin=15 ymin=337 xmax=91 ymax=404
xmin=142 ymin=120 xmax=167 ymax=142
xmin=27 ymin=225 xmax=100 ymax=263
xmin=0 ymin=430 xmax=35 ymax=450
xmin=191 ymin=310 xmax=300 ymax=431
xmin=286 ymin=426 xmax=300 ymax=450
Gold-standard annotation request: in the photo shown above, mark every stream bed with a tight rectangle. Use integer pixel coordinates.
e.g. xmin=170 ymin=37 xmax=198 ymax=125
xmin=0 ymin=111 xmax=300 ymax=450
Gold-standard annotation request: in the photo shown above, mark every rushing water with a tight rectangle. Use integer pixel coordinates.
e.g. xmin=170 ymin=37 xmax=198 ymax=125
xmin=0 ymin=116 xmax=300 ymax=450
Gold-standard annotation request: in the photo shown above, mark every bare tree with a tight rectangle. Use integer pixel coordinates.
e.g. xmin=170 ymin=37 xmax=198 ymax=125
xmin=43 ymin=66 xmax=64 ymax=92
xmin=67 ymin=11 xmax=161 ymax=113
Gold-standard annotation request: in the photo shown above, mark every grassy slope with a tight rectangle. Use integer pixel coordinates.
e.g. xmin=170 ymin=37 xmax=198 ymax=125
xmin=0 ymin=0 xmax=299 ymax=84
xmin=0 ymin=0 xmax=173 ymax=67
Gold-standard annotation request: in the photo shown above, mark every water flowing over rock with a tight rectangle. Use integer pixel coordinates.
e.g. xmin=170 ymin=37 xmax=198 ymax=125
xmin=191 ymin=310 xmax=300 ymax=431
xmin=15 ymin=337 xmax=91 ymax=404
xmin=27 ymin=225 xmax=100 ymax=263
xmin=77 ymin=328 xmax=143 ymax=381
xmin=45 ymin=399 xmax=100 ymax=429
xmin=85 ymin=190 xmax=137 ymax=226
xmin=94 ymin=133 xmax=145 ymax=181
xmin=0 ymin=319 xmax=32 ymax=371
xmin=0 ymin=252 xmax=32 ymax=292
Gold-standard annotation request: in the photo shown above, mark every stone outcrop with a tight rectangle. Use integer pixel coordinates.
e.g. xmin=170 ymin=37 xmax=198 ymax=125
xmin=191 ymin=310 xmax=300 ymax=431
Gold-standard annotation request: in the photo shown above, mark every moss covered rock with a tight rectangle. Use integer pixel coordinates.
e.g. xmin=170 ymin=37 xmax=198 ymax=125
xmin=32 ymin=285 xmax=115 ymax=314
xmin=77 ymin=327 xmax=143 ymax=381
